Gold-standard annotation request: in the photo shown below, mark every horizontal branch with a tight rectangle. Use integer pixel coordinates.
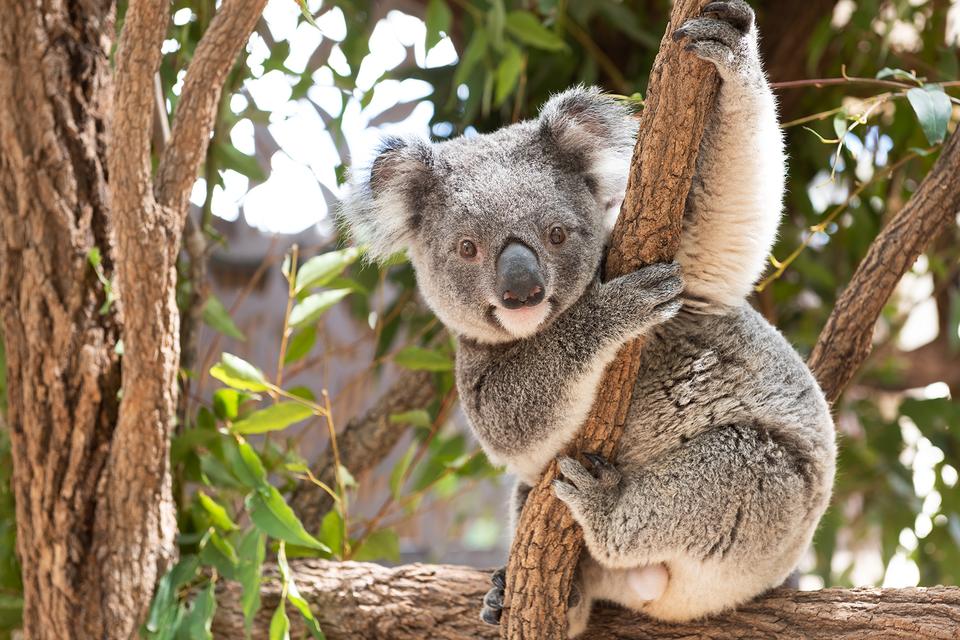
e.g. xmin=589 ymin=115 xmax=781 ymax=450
xmin=211 ymin=560 xmax=960 ymax=639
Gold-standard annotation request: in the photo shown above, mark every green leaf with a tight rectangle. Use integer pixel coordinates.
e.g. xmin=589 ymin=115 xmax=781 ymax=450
xmin=231 ymin=402 xmax=314 ymax=435
xmin=237 ymin=530 xmax=266 ymax=635
xmin=202 ymin=295 xmax=245 ymax=341
xmin=452 ymin=30 xmax=488 ymax=88
xmin=225 ymin=440 xmax=269 ymax=489
xmin=295 ymin=248 xmax=361 ymax=293
xmin=289 ymin=289 xmax=352 ymax=329
xmin=210 ymin=354 xmax=269 ymax=392
xmin=317 ymin=509 xmax=344 ymax=558
xmin=197 ymin=491 xmax=238 ymax=531
xmin=425 ymin=0 xmax=452 ymax=52
xmin=393 ymin=346 xmax=453 ymax=372
xmin=269 ymin=601 xmax=290 ymax=640
xmin=487 ymin=0 xmax=506 ymax=50
xmin=213 ymin=388 xmax=242 ymax=421
xmin=283 ymin=327 xmax=316 ymax=365
xmin=876 ymin=67 xmax=919 ymax=83
xmin=246 ymin=486 xmax=330 ymax=551
xmin=200 ymin=531 xmax=239 ymax=579
xmin=907 ymin=85 xmax=952 ymax=145
xmin=389 ymin=410 xmax=432 ymax=429
xmin=146 ymin=556 xmax=200 ymax=634
xmin=277 ymin=544 xmax=326 ymax=639
xmin=494 ymin=44 xmax=524 ymax=106
xmin=213 ymin=141 xmax=267 ymax=182
xmin=505 ymin=11 xmax=567 ymax=51
xmin=180 ymin=582 xmax=216 ymax=640
xmin=390 ymin=445 xmax=416 ymax=498
xmin=295 ymin=0 xmax=321 ymax=29
xmin=352 ymin=528 xmax=400 ymax=562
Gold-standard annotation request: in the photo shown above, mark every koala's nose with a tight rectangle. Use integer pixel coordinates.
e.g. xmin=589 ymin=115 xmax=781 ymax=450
xmin=495 ymin=242 xmax=545 ymax=309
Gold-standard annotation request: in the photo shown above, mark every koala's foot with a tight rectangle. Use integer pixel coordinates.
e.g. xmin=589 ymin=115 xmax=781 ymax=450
xmin=565 ymin=579 xmax=590 ymax=638
xmin=480 ymin=567 xmax=506 ymax=625
xmin=672 ymin=0 xmax=759 ymax=80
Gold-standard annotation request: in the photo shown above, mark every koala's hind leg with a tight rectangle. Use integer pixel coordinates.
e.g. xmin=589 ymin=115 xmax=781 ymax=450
xmin=553 ymin=425 xmax=831 ymax=621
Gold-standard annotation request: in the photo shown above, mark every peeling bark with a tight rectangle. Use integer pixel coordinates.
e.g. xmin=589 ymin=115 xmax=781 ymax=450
xmin=211 ymin=560 xmax=960 ymax=640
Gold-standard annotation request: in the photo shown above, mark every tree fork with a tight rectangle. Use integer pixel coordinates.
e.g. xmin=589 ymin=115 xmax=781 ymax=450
xmin=500 ymin=1 xmax=720 ymax=637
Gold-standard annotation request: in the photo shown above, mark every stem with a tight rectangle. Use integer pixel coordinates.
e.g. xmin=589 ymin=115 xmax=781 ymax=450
xmin=275 ymin=244 xmax=299 ymax=389
xmin=322 ymin=389 xmax=349 ymax=558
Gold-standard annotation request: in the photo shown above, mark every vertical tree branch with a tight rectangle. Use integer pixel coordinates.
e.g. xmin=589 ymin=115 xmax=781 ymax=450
xmin=500 ymin=1 xmax=721 ymax=637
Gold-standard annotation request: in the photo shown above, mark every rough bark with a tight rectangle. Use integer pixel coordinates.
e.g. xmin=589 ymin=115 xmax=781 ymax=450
xmin=290 ymin=369 xmax=437 ymax=531
xmin=808 ymin=129 xmax=960 ymax=403
xmin=211 ymin=560 xmax=960 ymax=640
xmin=501 ymin=1 xmax=720 ymax=638
xmin=0 ymin=1 xmax=267 ymax=637
xmin=0 ymin=2 xmax=121 ymax=637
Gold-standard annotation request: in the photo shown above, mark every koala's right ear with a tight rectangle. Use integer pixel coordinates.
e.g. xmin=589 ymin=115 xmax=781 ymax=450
xmin=338 ymin=137 xmax=436 ymax=262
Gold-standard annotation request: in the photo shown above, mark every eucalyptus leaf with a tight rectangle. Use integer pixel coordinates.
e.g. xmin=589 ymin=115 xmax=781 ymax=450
xmin=246 ymin=486 xmax=330 ymax=551
xmin=394 ymin=346 xmax=453 ymax=372
xmin=231 ymin=402 xmax=314 ymax=435
xmin=210 ymin=354 xmax=269 ymax=392
xmin=906 ymin=85 xmax=951 ymax=145
xmin=295 ymin=248 xmax=360 ymax=293
xmin=289 ymin=289 xmax=352 ymax=329
xmin=202 ymin=295 xmax=245 ymax=341
xmin=197 ymin=491 xmax=238 ymax=531
xmin=505 ymin=10 xmax=567 ymax=51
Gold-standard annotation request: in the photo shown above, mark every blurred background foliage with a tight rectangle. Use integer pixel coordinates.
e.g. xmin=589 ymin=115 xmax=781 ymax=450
xmin=1 ymin=0 xmax=960 ymax=636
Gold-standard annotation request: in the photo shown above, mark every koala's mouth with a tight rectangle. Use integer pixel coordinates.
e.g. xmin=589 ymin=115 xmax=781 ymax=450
xmin=486 ymin=296 xmax=557 ymax=339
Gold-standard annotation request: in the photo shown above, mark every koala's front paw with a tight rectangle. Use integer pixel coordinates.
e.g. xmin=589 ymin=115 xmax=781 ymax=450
xmin=603 ymin=262 xmax=684 ymax=336
xmin=672 ymin=1 xmax=759 ymax=80
xmin=480 ymin=567 xmax=506 ymax=625
xmin=553 ymin=455 xmax=621 ymax=527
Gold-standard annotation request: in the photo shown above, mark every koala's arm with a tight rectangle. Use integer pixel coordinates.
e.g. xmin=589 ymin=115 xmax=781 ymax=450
xmin=455 ymin=263 xmax=682 ymax=476
xmin=673 ymin=2 xmax=786 ymax=311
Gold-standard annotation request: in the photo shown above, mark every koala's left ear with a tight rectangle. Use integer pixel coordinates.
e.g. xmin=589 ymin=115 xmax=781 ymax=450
xmin=338 ymin=137 xmax=437 ymax=262
xmin=539 ymin=85 xmax=637 ymax=211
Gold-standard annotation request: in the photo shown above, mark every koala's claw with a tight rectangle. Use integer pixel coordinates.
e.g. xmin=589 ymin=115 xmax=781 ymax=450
xmin=558 ymin=455 xmax=621 ymax=492
xmin=702 ymin=0 xmax=755 ymax=33
xmin=480 ymin=567 xmax=506 ymax=625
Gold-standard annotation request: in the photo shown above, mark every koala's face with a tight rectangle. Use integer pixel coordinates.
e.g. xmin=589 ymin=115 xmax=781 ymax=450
xmin=341 ymin=87 xmax=637 ymax=343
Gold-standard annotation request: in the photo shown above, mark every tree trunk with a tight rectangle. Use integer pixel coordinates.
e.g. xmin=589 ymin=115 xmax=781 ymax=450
xmin=0 ymin=1 xmax=266 ymax=637
xmin=0 ymin=2 xmax=130 ymax=637
xmin=212 ymin=560 xmax=960 ymax=640
xmin=501 ymin=1 xmax=720 ymax=637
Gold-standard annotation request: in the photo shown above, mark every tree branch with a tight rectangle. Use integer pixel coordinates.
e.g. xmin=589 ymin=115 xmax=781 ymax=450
xmin=211 ymin=560 xmax=960 ymax=639
xmin=289 ymin=369 xmax=437 ymax=531
xmin=154 ymin=0 xmax=268 ymax=215
xmin=809 ymin=129 xmax=960 ymax=403
xmin=501 ymin=1 xmax=720 ymax=637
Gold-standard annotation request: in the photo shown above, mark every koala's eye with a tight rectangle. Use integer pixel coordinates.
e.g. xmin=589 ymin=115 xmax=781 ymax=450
xmin=549 ymin=226 xmax=567 ymax=245
xmin=459 ymin=239 xmax=478 ymax=259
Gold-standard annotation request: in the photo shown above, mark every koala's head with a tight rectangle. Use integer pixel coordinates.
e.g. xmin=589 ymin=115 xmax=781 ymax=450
xmin=340 ymin=86 xmax=637 ymax=343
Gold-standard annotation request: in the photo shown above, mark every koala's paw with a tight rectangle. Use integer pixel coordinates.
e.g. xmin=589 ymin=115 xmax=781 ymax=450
xmin=553 ymin=455 xmax=621 ymax=525
xmin=672 ymin=1 xmax=759 ymax=80
xmin=605 ymin=262 xmax=684 ymax=334
xmin=480 ymin=567 xmax=506 ymax=625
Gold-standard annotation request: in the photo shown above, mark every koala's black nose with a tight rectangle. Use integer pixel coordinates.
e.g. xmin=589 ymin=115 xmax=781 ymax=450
xmin=495 ymin=242 xmax=545 ymax=309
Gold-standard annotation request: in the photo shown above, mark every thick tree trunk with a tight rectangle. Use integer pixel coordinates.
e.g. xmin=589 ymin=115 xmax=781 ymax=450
xmin=0 ymin=1 xmax=267 ymax=637
xmin=212 ymin=560 xmax=960 ymax=640
xmin=500 ymin=1 xmax=720 ymax=637
xmin=0 ymin=2 xmax=128 ymax=637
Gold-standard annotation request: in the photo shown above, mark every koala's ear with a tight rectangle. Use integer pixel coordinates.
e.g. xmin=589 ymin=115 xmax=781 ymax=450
xmin=339 ymin=137 xmax=437 ymax=262
xmin=539 ymin=85 xmax=637 ymax=211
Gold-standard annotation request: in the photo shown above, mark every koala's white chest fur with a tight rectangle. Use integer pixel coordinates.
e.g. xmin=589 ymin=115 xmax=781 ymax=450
xmin=498 ymin=344 xmax=619 ymax=485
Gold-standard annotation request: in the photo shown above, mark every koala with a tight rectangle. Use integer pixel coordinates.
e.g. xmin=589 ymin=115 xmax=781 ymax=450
xmin=339 ymin=1 xmax=835 ymax=636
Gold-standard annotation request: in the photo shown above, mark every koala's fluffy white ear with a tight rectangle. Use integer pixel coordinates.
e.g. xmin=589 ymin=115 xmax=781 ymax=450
xmin=539 ymin=86 xmax=638 ymax=217
xmin=338 ymin=137 xmax=436 ymax=262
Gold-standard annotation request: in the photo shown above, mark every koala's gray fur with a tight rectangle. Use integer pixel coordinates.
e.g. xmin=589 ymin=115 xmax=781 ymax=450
xmin=339 ymin=1 xmax=835 ymax=636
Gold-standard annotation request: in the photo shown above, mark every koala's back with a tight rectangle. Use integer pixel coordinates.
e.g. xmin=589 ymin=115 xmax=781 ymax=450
xmin=621 ymin=305 xmax=835 ymax=480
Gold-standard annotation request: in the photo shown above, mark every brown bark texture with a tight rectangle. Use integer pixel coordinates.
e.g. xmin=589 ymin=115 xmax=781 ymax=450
xmin=290 ymin=369 xmax=437 ymax=531
xmin=808 ymin=129 xmax=960 ymax=403
xmin=211 ymin=560 xmax=960 ymax=640
xmin=501 ymin=1 xmax=721 ymax=638
xmin=0 ymin=0 xmax=266 ymax=637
